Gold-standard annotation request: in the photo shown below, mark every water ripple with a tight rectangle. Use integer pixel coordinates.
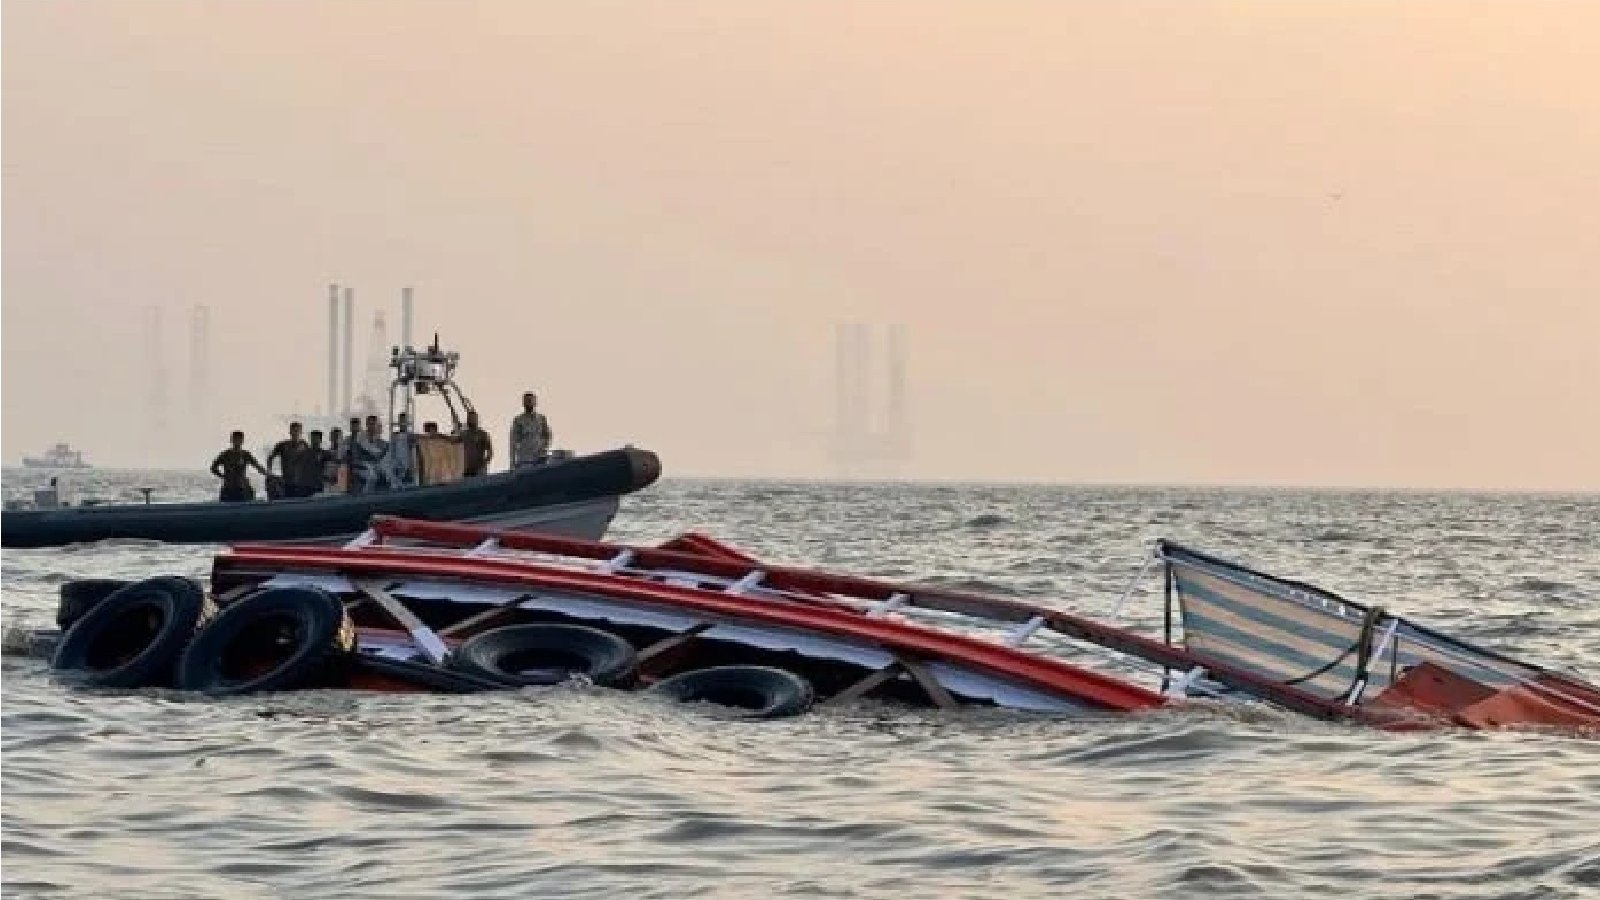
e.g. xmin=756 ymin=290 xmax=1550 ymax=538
xmin=4 ymin=475 xmax=1600 ymax=898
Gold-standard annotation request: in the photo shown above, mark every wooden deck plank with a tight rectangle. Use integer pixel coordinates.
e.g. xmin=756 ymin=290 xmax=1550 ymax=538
xmin=898 ymin=656 xmax=959 ymax=709
xmin=354 ymin=579 xmax=451 ymax=665
xmin=824 ymin=664 xmax=904 ymax=706
xmin=633 ymin=623 xmax=715 ymax=680
xmin=636 ymin=624 xmax=714 ymax=665
xmin=437 ymin=603 xmax=522 ymax=639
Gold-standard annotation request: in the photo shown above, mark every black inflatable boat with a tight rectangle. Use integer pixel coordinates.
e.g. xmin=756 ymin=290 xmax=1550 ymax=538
xmin=1 ymin=447 xmax=659 ymax=548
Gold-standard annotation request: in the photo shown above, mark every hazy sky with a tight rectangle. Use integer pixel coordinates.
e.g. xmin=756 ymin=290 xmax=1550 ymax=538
xmin=5 ymin=1 xmax=1597 ymax=488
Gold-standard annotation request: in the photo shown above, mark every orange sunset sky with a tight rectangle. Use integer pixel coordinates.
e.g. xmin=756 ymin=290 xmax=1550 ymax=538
xmin=4 ymin=2 xmax=1597 ymax=488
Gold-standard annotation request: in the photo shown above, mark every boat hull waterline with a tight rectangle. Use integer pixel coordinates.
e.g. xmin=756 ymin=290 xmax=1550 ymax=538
xmin=0 ymin=448 xmax=658 ymax=548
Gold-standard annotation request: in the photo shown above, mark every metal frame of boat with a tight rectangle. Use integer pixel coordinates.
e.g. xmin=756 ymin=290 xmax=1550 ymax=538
xmin=206 ymin=516 xmax=1600 ymax=732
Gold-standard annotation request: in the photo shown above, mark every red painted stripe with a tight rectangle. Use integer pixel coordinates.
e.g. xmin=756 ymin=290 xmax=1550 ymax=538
xmin=219 ymin=546 xmax=1167 ymax=712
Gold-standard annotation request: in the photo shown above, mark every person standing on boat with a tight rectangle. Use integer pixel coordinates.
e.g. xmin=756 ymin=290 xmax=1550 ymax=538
xmin=266 ymin=423 xmax=311 ymax=498
xmin=344 ymin=417 xmax=362 ymax=494
xmin=210 ymin=431 xmax=268 ymax=503
xmin=296 ymin=430 xmax=328 ymax=497
xmin=459 ymin=409 xmax=493 ymax=477
xmin=387 ymin=412 xmax=418 ymax=487
xmin=324 ymin=428 xmax=345 ymax=492
xmin=351 ymin=415 xmax=389 ymax=493
xmin=509 ymin=392 xmax=552 ymax=467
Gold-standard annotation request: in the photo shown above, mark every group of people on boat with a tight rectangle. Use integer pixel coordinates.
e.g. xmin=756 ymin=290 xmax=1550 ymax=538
xmin=209 ymin=392 xmax=553 ymax=503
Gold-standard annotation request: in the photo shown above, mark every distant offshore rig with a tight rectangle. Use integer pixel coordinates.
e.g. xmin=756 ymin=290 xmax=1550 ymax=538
xmin=830 ymin=322 xmax=912 ymax=478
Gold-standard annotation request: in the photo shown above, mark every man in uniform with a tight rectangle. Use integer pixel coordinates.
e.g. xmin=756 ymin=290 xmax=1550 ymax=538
xmin=509 ymin=392 xmax=552 ymax=467
xmin=388 ymin=412 xmax=418 ymax=487
xmin=458 ymin=409 xmax=493 ymax=477
xmin=296 ymin=430 xmax=328 ymax=497
xmin=324 ymin=427 xmax=345 ymax=492
xmin=351 ymin=415 xmax=389 ymax=493
xmin=210 ymin=431 xmax=268 ymax=503
xmin=344 ymin=417 xmax=363 ymax=494
xmin=264 ymin=419 xmax=307 ymax=496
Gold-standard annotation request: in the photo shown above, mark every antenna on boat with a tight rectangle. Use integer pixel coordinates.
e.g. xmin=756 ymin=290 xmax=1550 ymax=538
xmin=387 ymin=328 xmax=475 ymax=432
xmin=401 ymin=287 xmax=415 ymax=351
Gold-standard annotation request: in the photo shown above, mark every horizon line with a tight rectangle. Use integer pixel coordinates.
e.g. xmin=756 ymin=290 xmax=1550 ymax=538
xmin=8 ymin=464 xmax=1596 ymax=496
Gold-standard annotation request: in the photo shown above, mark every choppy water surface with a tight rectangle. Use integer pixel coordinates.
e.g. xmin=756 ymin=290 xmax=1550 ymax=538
xmin=4 ymin=472 xmax=1599 ymax=898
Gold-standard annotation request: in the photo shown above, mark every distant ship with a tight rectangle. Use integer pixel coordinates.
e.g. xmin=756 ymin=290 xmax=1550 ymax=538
xmin=22 ymin=443 xmax=92 ymax=469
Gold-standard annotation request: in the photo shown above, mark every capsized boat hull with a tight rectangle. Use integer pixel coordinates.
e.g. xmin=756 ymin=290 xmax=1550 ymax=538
xmin=213 ymin=521 xmax=1169 ymax=715
xmin=211 ymin=518 xmax=1599 ymax=732
xmin=0 ymin=448 xmax=658 ymax=548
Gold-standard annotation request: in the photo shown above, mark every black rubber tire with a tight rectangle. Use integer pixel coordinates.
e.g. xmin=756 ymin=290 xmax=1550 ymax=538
xmin=349 ymin=653 xmax=509 ymax=694
xmin=450 ymin=624 xmax=637 ymax=688
xmin=176 ymin=587 xmax=354 ymax=695
xmin=649 ymin=665 xmax=815 ymax=719
xmin=50 ymin=576 xmax=210 ymax=689
xmin=57 ymin=578 xmax=133 ymax=629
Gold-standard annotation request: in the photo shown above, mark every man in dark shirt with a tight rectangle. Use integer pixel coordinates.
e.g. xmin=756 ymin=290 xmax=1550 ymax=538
xmin=211 ymin=431 xmax=268 ymax=502
xmin=266 ymin=423 xmax=311 ymax=497
xmin=294 ymin=430 xmax=328 ymax=497
xmin=458 ymin=410 xmax=493 ymax=477
xmin=325 ymin=428 xmax=345 ymax=492
xmin=344 ymin=417 xmax=362 ymax=494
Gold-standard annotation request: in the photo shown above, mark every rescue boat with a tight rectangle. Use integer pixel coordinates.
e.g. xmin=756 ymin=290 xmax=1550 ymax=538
xmin=2 ymin=336 xmax=660 ymax=548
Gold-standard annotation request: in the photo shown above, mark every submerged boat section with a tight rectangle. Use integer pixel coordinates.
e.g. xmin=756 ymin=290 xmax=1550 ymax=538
xmin=198 ymin=516 xmax=1598 ymax=733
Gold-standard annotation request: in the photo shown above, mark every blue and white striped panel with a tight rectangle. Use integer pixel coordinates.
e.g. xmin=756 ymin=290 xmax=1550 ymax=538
xmin=1171 ymin=561 xmax=1525 ymax=701
xmin=1173 ymin=565 xmax=1375 ymax=699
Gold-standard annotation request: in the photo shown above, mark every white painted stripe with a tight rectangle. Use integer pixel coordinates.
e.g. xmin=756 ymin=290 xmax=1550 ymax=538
xmin=1004 ymin=615 xmax=1047 ymax=648
xmin=464 ymin=538 xmax=501 ymax=557
xmin=598 ymin=549 xmax=635 ymax=573
xmin=344 ymin=529 xmax=377 ymax=549
xmin=866 ymin=593 xmax=909 ymax=618
xmin=724 ymin=570 xmax=766 ymax=595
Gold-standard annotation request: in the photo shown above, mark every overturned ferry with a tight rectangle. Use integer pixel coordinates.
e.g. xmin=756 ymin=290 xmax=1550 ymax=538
xmin=38 ymin=516 xmax=1600 ymax=732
